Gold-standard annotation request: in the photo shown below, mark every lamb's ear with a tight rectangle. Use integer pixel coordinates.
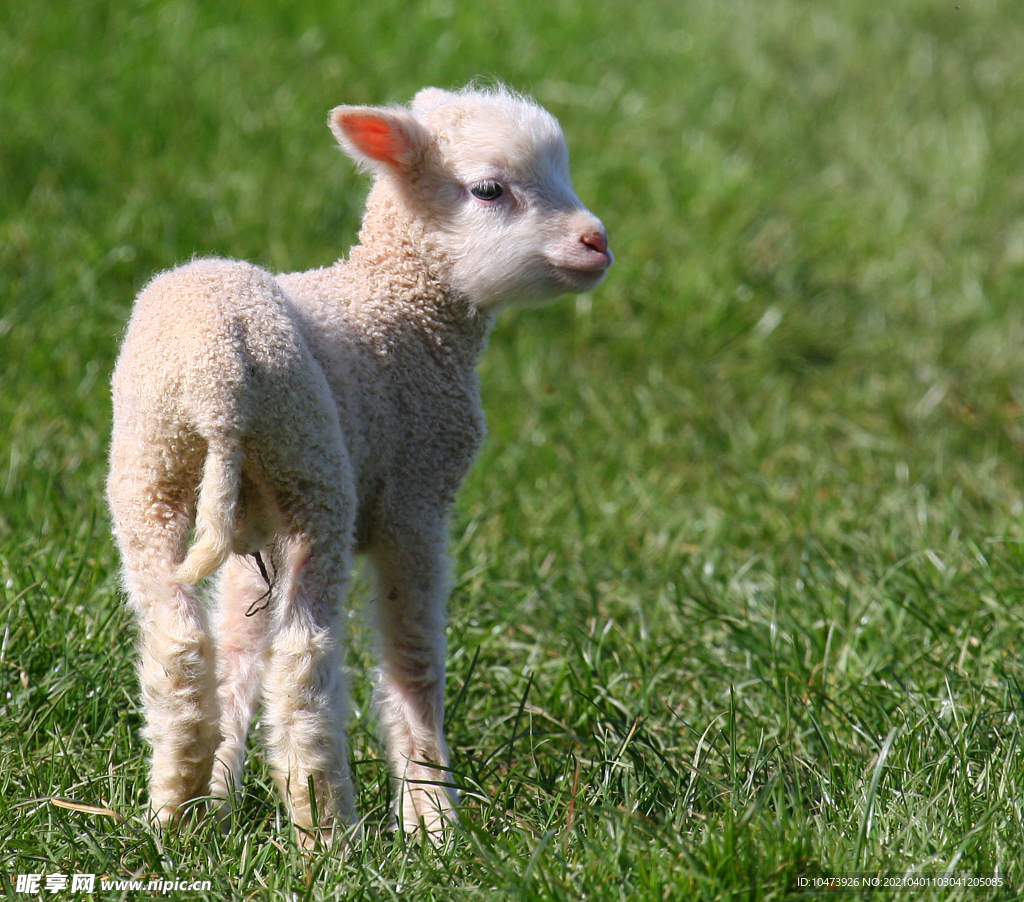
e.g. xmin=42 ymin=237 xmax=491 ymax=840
xmin=329 ymin=105 xmax=428 ymax=173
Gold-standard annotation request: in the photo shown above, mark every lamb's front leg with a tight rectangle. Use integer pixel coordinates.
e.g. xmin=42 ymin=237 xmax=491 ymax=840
xmin=367 ymin=525 xmax=458 ymax=836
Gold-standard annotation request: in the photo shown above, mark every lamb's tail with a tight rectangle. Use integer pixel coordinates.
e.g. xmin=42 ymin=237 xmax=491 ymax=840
xmin=176 ymin=445 xmax=242 ymax=585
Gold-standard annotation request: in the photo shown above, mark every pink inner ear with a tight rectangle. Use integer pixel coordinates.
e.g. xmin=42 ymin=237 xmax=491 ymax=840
xmin=337 ymin=112 xmax=409 ymax=166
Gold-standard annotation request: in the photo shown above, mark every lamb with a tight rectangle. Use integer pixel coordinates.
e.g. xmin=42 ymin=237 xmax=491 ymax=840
xmin=106 ymin=83 xmax=612 ymax=846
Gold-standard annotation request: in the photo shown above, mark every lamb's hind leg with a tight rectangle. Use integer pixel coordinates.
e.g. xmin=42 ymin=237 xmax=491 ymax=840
xmin=262 ymin=530 xmax=355 ymax=849
xmin=110 ymin=485 xmax=220 ymax=826
xmin=209 ymin=552 xmax=272 ymax=814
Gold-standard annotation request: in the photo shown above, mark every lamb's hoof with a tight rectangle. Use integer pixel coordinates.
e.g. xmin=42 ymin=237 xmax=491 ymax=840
xmin=150 ymin=796 xmax=209 ymax=830
xmin=294 ymin=819 xmax=359 ymax=857
xmin=397 ymin=789 xmax=459 ymax=846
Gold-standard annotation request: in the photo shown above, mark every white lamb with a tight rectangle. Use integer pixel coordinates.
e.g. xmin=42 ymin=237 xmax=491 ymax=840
xmin=106 ymin=83 xmax=612 ymax=846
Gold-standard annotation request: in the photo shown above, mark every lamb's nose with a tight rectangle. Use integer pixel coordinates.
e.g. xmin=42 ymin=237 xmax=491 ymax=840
xmin=581 ymin=230 xmax=608 ymax=254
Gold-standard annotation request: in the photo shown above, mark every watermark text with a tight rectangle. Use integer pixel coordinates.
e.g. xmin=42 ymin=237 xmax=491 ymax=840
xmin=13 ymin=873 xmax=212 ymax=895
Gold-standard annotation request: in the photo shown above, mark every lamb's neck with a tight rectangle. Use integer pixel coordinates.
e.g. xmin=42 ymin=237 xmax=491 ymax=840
xmin=345 ymin=189 xmax=493 ymax=367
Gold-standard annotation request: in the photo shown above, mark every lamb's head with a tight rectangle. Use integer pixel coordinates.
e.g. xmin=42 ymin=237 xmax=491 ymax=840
xmin=330 ymin=84 xmax=612 ymax=309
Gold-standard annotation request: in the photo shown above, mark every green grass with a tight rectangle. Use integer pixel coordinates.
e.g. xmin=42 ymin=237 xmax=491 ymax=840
xmin=3 ymin=0 xmax=1024 ymax=898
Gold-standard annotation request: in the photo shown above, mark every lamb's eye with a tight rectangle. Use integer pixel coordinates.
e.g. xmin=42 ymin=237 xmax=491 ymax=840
xmin=470 ymin=180 xmax=504 ymax=201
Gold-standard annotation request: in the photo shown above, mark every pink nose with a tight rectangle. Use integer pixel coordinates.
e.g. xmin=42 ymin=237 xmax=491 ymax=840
xmin=581 ymin=230 xmax=608 ymax=254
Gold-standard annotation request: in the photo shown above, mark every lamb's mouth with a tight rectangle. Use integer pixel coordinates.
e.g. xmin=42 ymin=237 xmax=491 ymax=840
xmin=552 ymin=256 xmax=612 ymax=287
